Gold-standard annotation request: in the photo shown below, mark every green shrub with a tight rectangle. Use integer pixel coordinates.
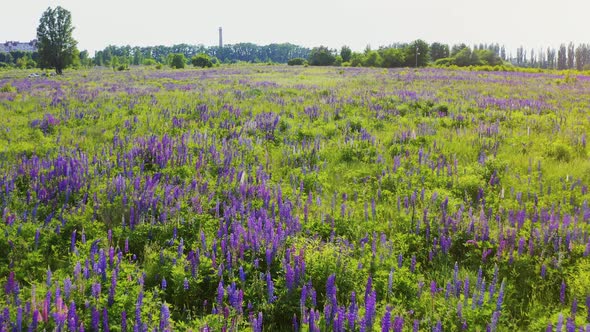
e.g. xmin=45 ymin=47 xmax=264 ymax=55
xmin=0 ymin=83 xmax=17 ymax=93
xmin=191 ymin=54 xmax=213 ymax=68
xmin=287 ymin=58 xmax=306 ymax=66
xmin=170 ymin=53 xmax=186 ymax=69
xmin=546 ymin=141 xmax=572 ymax=162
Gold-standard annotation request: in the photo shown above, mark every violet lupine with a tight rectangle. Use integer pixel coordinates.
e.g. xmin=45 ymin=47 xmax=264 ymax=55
xmin=67 ymin=301 xmax=78 ymax=331
xmin=348 ymin=292 xmax=358 ymax=331
xmin=393 ymin=316 xmax=404 ymax=332
xmin=561 ymin=281 xmax=566 ymax=304
xmin=266 ymin=272 xmax=275 ymax=303
xmin=252 ymin=312 xmax=263 ymax=332
xmin=160 ymin=303 xmax=171 ymax=331
xmin=122 ymin=311 xmax=127 ymax=332
xmin=557 ymin=313 xmax=564 ymax=332
xmin=364 ymin=290 xmax=377 ymax=330
xmin=325 ymin=274 xmax=337 ymax=325
xmin=496 ymin=280 xmax=506 ymax=311
xmin=381 ymin=305 xmax=392 ymax=332
xmin=103 ymin=308 xmax=110 ymax=332
xmin=433 ymin=320 xmax=442 ymax=332
xmin=217 ymin=280 xmax=224 ymax=307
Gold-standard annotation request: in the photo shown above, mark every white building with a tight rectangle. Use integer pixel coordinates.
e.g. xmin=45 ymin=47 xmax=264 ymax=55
xmin=0 ymin=40 xmax=38 ymax=53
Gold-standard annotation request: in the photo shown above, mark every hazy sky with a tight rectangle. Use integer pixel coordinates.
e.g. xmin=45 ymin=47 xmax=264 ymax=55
xmin=1 ymin=0 xmax=588 ymax=54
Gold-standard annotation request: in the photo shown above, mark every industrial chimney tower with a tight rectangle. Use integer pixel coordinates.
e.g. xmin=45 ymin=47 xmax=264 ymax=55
xmin=218 ymin=27 xmax=223 ymax=48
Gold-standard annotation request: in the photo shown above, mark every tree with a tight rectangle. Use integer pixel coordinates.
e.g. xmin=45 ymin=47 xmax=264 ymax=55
xmin=430 ymin=42 xmax=449 ymax=62
xmin=380 ymin=48 xmax=406 ymax=68
xmin=340 ymin=46 xmax=352 ymax=63
xmin=36 ymin=6 xmax=77 ymax=74
xmin=557 ymin=44 xmax=567 ymax=70
xmin=170 ymin=53 xmax=186 ymax=69
xmin=567 ymin=42 xmax=575 ymax=69
xmin=362 ymin=50 xmax=382 ymax=67
xmin=308 ymin=46 xmax=336 ymax=66
xmin=191 ymin=54 xmax=213 ymax=68
xmin=405 ymin=40 xmax=429 ymax=67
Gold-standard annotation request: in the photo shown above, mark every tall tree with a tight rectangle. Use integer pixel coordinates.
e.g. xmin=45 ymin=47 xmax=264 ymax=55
xmin=567 ymin=42 xmax=575 ymax=69
xmin=430 ymin=42 xmax=449 ymax=62
xmin=557 ymin=44 xmax=567 ymax=70
xmin=340 ymin=46 xmax=352 ymax=63
xmin=36 ymin=6 xmax=77 ymax=74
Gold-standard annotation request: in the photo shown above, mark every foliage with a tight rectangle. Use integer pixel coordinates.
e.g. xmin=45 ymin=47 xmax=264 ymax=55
xmin=36 ymin=6 xmax=78 ymax=74
xmin=287 ymin=58 xmax=306 ymax=66
xmin=308 ymin=46 xmax=336 ymax=66
xmin=169 ymin=53 xmax=186 ymax=69
xmin=0 ymin=65 xmax=589 ymax=331
xmin=191 ymin=54 xmax=213 ymax=68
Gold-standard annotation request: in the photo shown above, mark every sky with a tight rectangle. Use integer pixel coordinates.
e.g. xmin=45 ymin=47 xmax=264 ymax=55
xmin=1 ymin=0 xmax=589 ymax=54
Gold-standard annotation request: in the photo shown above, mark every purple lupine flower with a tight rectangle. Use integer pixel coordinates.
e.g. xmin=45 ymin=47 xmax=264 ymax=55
xmin=160 ymin=303 xmax=170 ymax=331
xmin=348 ymin=291 xmax=357 ymax=331
xmin=239 ymin=266 xmax=246 ymax=283
xmin=16 ymin=306 xmax=22 ymax=332
xmin=217 ymin=280 xmax=224 ymax=307
xmin=71 ymin=230 xmax=77 ymax=252
xmin=46 ymin=268 xmax=52 ymax=287
xmin=184 ymin=278 xmax=189 ymax=291
xmin=561 ymin=281 xmax=566 ymax=304
xmin=103 ymin=308 xmax=110 ymax=332
xmin=413 ymin=319 xmax=419 ymax=332
xmin=572 ymin=297 xmax=578 ymax=317
xmin=490 ymin=311 xmax=500 ymax=332
xmin=91 ymin=306 xmax=100 ymax=331
xmin=266 ymin=272 xmax=275 ymax=303
xmin=381 ymin=305 xmax=391 ymax=332
xmin=121 ymin=311 xmax=127 ymax=332
xmin=365 ymin=276 xmax=373 ymax=301
xmin=411 ymin=255 xmax=416 ymax=273
xmin=566 ymin=317 xmax=576 ymax=332
xmin=67 ymin=301 xmax=78 ymax=331
xmin=364 ymin=290 xmax=377 ymax=330
xmin=161 ymin=277 xmax=167 ymax=290
xmin=393 ymin=315 xmax=404 ymax=332
xmin=496 ymin=280 xmax=506 ymax=311
xmin=433 ymin=320 xmax=442 ymax=332
xmin=557 ymin=313 xmax=564 ymax=332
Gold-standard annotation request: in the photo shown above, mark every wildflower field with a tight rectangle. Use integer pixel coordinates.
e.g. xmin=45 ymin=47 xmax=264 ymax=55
xmin=1 ymin=66 xmax=590 ymax=331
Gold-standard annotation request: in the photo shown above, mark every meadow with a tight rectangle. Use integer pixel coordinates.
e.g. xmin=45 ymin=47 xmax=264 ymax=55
xmin=1 ymin=65 xmax=589 ymax=331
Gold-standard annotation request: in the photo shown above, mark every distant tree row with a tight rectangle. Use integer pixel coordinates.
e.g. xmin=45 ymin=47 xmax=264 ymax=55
xmin=92 ymin=43 xmax=311 ymax=67
xmin=0 ymin=51 xmax=39 ymax=69
xmin=299 ymin=41 xmax=590 ymax=70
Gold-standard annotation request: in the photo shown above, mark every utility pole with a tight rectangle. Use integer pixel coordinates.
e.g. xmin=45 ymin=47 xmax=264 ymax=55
xmin=219 ymin=27 xmax=223 ymax=48
xmin=415 ymin=46 xmax=420 ymax=68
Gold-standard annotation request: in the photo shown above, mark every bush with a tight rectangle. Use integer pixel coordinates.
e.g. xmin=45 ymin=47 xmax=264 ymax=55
xmin=143 ymin=58 xmax=158 ymax=66
xmin=308 ymin=46 xmax=336 ymax=66
xmin=191 ymin=54 xmax=213 ymax=68
xmin=0 ymin=83 xmax=17 ymax=93
xmin=546 ymin=141 xmax=572 ymax=162
xmin=287 ymin=58 xmax=306 ymax=66
xmin=170 ymin=53 xmax=186 ymax=69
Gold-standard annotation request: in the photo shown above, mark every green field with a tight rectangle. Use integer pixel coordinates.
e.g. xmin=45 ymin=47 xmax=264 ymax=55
xmin=1 ymin=65 xmax=590 ymax=331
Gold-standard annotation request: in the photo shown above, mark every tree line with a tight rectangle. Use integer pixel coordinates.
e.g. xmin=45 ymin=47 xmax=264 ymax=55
xmin=92 ymin=43 xmax=311 ymax=67
xmin=3 ymin=5 xmax=590 ymax=74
